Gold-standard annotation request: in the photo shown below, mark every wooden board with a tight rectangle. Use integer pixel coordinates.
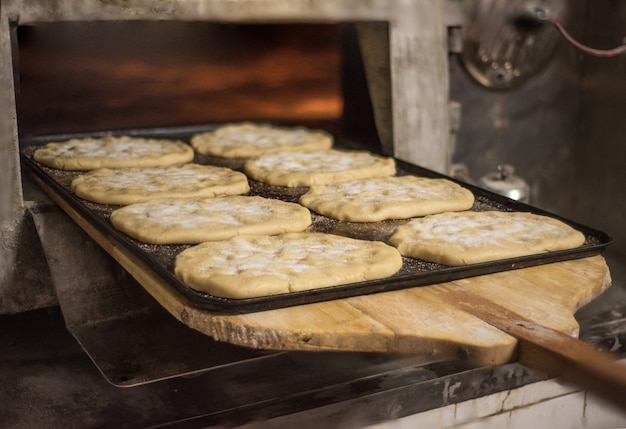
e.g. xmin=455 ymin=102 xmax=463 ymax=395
xmin=113 ymin=237 xmax=610 ymax=368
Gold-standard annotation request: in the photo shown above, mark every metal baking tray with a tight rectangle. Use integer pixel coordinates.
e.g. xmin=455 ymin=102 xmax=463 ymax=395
xmin=20 ymin=124 xmax=612 ymax=313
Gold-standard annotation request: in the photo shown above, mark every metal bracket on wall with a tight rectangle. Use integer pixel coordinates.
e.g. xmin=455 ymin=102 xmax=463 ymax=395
xmin=460 ymin=0 xmax=565 ymax=89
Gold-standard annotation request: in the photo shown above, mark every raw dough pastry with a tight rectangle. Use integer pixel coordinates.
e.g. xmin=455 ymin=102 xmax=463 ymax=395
xmin=174 ymin=232 xmax=403 ymax=298
xmin=243 ymin=149 xmax=396 ymax=187
xmin=299 ymin=176 xmax=475 ymax=222
xmin=389 ymin=211 xmax=586 ymax=266
xmin=110 ymin=196 xmax=312 ymax=244
xmin=71 ymin=164 xmax=249 ymax=205
xmin=33 ymin=135 xmax=194 ymax=170
xmin=190 ymin=122 xmax=333 ymax=158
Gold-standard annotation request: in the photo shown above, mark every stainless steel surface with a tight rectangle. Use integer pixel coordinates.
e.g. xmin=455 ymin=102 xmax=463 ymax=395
xmin=0 ymin=177 xmax=57 ymax=314
xmin=29 ymin=200 xmax=273 ymax=386
xmin=478 ymin=164 xmax=530 ymax=202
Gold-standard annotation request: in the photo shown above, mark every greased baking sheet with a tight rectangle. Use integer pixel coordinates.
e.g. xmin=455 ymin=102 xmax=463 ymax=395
xmin=20 ymin=124 xmax=612 ymax=313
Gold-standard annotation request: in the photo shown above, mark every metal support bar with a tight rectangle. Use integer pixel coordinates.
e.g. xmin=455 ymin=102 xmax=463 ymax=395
xmin=0 ymin=16 xmax=21 ymax=224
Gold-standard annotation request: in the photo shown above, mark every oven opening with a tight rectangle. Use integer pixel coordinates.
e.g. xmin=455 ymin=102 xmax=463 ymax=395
xmin=14 ymin=21 xmax=381 ymax=151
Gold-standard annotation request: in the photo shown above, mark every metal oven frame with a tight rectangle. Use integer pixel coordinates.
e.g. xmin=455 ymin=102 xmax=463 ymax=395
xmin=0 ymin=0 xmax=465 ymax=385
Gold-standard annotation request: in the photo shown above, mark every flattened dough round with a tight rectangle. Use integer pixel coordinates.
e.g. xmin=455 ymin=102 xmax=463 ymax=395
xmin=110 ymin=196 xmax=312 ymax=244
xmin=190 ymin=122 xmax=333 ymax=158
xmin=299 ymin=176 xmax=475 ymax=222
xmin=243 ymin=149 xmax=396 ymax=187
xmin=71 ymin=164 xmax=249 ymax=205
xmin=389 ymin=211 xmax=586 ymax=266
xmin=33 ymin=135 xmax=194 ymax=171
xmin=174 ymin=232 xmax=403 ymax=299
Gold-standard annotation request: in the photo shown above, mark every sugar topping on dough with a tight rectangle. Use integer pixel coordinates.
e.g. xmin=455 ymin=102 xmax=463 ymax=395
xmin=299 ymin=176 xmax=475 ymax=222
xmin=174 ymin=232 xmax=403 ymax=298
xmin=33 ymin=135 xmax=194 ymax=170
xmin=71 ymin=163 xmax=249 ymax=205
xmin=243 ymin=149 xmax=396 ymax=187
xmin=110 ymin=196 xmax=312 ymax=244
xmin=389 ymin=211 xmax=586 ymax=266
xmin=190 ymin=122 xmax=333 ymax=158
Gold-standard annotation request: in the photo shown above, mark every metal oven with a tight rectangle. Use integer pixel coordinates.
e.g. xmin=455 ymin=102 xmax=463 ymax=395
xmin=2 ymin=1 xmax=626 ymax=427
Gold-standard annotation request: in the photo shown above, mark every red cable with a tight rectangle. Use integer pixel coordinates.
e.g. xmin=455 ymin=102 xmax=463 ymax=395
xmin=550 ymin=19 xmax=626 ymax=58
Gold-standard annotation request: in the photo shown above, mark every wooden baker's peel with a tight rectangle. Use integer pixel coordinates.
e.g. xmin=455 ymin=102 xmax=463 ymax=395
xmin=43 ymin=200 xmax=626 ymax=412
xmin=437 ymin=287 xmax=626 ymax=412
